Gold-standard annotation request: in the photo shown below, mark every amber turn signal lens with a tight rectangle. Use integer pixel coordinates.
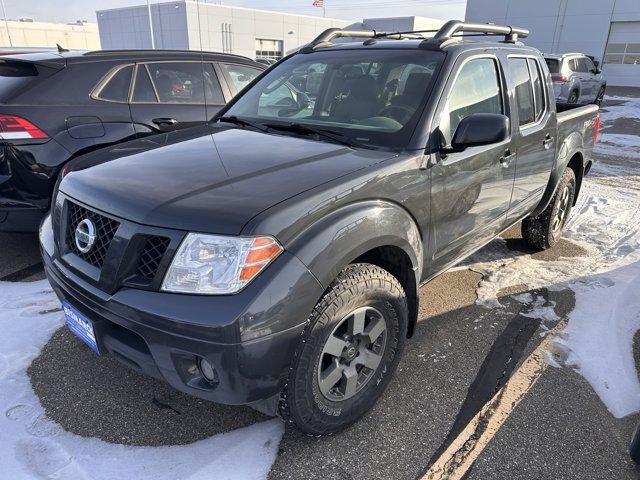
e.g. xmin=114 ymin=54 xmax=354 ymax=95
xmin=239 ymin=237 xmax=283 ymax=282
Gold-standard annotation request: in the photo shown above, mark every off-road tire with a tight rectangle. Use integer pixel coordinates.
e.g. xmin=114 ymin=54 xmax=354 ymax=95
xmin=279 ymin=263 xmax=408 ymax=435
xmin=568 ymin=89 xmax=579 ymax=104
xmin=522 ymin=167 xmax=576 ymax=250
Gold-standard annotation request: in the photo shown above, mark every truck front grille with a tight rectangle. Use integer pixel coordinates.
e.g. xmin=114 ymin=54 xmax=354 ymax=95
xmin=66 ymin=202 xmax=120 ymax=269
xmin=136 ymin=236 xmax=171 ymax=280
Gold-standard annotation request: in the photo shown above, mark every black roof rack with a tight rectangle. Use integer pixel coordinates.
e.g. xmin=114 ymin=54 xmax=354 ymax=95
xmin=299 ymin=20 xmax=529 ymax=53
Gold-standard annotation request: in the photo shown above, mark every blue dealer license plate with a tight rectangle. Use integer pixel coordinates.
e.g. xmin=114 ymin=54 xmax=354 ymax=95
xmin=62 ymin=301 xmax=99 ymax=354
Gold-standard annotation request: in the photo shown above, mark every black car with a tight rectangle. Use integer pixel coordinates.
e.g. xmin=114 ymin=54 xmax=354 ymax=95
xmin=0 ymin=49 xmax=264 ymax=232
xmin=41 ymin=22 xmax=600 ymax=434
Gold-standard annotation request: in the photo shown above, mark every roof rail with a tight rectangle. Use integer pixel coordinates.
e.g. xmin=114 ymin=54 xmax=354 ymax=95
xmin=298 ymin=20 xmax=529 ymax=54
xmin=431 ymin=20 xmax=529 ymax=44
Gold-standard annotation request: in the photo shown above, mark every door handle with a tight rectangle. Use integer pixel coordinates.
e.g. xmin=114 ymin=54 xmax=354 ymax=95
xmin=543 ymin=135 xmax=554 ymax=150
xmin=499 ymin=149 xmax=516 ymax=168
xmin=152 ymin=117 xmax=178 ymax=128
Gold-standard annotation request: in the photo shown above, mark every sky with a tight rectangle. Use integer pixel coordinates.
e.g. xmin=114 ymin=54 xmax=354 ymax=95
xmin=2 ymin=0 xmax=467 ymax=23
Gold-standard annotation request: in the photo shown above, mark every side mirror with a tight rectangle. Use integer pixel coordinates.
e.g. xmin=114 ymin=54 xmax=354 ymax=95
xmin=447 ymin=113 xmax=510 ymax=152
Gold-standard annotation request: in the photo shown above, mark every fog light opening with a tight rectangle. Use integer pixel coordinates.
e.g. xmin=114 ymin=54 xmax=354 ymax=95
xmin=198 ymin=357 xmax=218 ymax=383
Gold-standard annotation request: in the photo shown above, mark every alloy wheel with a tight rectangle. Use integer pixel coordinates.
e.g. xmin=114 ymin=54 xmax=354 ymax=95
xmin=317 ymin=306 xmax=387 ymax=402
xmin=552 ymin=184 xmax=571 ymax=233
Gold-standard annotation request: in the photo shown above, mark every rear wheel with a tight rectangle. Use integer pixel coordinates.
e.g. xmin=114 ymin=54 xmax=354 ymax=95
xmin=522 ymin=168 xmax=576 ymax=250
xmin=568 ymin=89 xmax=579 ymax=104
xmin=280 ymin=263 xmax=407 ymax=435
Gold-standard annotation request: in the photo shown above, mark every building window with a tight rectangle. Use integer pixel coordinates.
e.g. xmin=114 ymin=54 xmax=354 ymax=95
xmin=604 ymin=42 xmax=640 ymax=65
xmin=255 ymin=39 xmax=283 ymax=62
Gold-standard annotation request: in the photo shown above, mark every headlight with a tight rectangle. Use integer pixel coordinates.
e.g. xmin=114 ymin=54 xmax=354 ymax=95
xmin=161 ymin=233 xmax=283 ymax=295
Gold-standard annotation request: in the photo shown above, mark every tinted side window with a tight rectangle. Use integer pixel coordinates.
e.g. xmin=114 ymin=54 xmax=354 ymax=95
xmin=444 ymin=57 xmax=502 ymax=140
xmin=568 ymin=58 xmax=577 ymax=72
xmin=222 ymin=64 xmax=261 ymax=92
xmin=584 ymin=57 xmax=596 ymax=72
xmin=132 ymin=65 xmax=157 ymax=103
xmin=577 ymin=58 xmax=589 ymax=72
xmin=146 ymin=62 xmax=205 ymax=104
xmin=527 ymin=59 xmax=545 ymax=121
xmin=508 ymin=58 xmax=535 ymax=126
xmin=203 ymin=63 xmax=225 ymax=105
xmin=97 ymin=65 xmax=133 ymax=102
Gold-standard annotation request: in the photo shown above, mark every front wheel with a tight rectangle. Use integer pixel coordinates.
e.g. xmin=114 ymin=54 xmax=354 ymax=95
xmin=594 ymin=86 xmax=606 ymax=106
xmin=522 ymin=168 xmax=576 ymax=250
xmin=280 ymin=263 xmax=408 ymax=435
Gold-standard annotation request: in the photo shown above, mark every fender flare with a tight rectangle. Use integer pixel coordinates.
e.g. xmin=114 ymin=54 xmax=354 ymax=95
xmin=530 ymin=132 xmax=584 ymax=217
xmin=286 ymin=199 xmax=423 ymax=296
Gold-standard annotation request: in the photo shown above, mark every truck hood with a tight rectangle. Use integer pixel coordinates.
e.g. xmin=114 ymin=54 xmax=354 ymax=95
xmin=60 ymin=126 xmax=394 ymax=234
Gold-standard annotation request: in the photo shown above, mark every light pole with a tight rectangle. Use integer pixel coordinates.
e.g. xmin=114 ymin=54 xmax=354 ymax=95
xmin=0 ymin=0 xmax=12 ymax=47
xmin=146 ymin=0 xmax=155 ymax=49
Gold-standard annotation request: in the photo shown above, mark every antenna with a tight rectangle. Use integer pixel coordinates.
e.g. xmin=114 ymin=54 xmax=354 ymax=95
xmin=57 ymin=43 xmax=69 ymax=53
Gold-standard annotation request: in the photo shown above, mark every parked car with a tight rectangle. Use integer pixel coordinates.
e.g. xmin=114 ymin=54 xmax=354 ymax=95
xmin=40 ymin=21 xmax=600 ymax=435
xmin=256 ymin=58 xmax=277 ymax=66
xmin=0 ymin=50 xmax=264 ymax=232
xmin=544 ymin=52 xmax=606 ymax=106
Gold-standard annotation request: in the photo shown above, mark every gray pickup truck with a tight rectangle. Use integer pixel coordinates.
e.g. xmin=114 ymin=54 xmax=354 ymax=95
xmin=40 ymin=21 xmax=600 ymax=435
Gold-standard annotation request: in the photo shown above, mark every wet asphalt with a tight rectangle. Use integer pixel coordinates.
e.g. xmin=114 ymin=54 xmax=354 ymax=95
xmin=3 ymin=93 xmax=640 ymax=479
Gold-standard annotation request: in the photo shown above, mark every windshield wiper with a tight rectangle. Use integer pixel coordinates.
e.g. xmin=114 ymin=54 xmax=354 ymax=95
xmin=216 ymin=115 xmax=270 ymax=133
xmin=263 ymin=122 xmax=369 ymax=149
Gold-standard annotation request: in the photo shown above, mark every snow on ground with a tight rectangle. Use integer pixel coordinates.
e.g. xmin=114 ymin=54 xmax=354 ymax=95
xmin=461 ymin=94 xmax=640 ymax=418
xmin=0 ymin=280 xmax=283 ymax=480
xmin=595 ymin=133 xmax=640 ymax=158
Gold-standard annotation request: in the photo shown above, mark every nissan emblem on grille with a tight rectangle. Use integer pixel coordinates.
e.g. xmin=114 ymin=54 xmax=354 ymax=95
xmin=74 ymin=219 xmax=97 ymax=253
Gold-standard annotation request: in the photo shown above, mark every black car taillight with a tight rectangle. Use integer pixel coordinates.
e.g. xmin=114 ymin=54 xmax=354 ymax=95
xmin=0 ymin=114 xmax=48 ymax=140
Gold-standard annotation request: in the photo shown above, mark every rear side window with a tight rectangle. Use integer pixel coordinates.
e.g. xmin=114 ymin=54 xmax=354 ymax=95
xmin=527 ymin=59 xmax=545 ymax=121
xmin=222 ymin=64 xmax=261 ymax=92
xmin=443 ymin=57 xmax=502 ymax=140
xmin=146 ymin=62 xmax=205 ymax=104
xmin=0 ymin=60 xmax=39 ymax=100
xmin=132 ymin=65 xmax=158 ymax=103
xmin=203 ymin=63 xmax=225 ymax=105
xmin=508 ymin=58 xmax=535 ymax=126
xmin=97 ymin=65 xmax=133 ymax=102
xmin=544 ymin=58 xmax=560 ymax=73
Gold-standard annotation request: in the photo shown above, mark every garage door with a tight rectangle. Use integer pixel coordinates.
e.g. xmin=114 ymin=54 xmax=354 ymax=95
xmin=603 ymin=21 xmax=640 ymax=87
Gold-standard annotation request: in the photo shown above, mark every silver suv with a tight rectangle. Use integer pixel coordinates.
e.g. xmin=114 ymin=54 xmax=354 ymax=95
xmin=544 ymin=53 xmax=606 ymax=106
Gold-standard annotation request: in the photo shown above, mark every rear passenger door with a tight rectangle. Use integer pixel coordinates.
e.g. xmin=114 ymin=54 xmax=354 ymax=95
xmin=129 ymin=62 xmax=207 ymax=135
xmin=507 ymin=56 xmax=557 ymax=221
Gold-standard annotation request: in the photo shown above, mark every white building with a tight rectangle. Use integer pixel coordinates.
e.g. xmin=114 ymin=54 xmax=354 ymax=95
xmin=465 ymin=0 xmax=640 ymax=87
xmin=96 ymin=2 xmax=447 ymax=62
xmin=97 ymin=1 xmax=351 ymax=61
xmin=0 ymin=19 xmax=100 ymax=50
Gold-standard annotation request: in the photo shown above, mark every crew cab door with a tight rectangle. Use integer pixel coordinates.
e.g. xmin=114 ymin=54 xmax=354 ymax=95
xmin=429 ymin=54 xmax=517 ymax=269
xmin=506 ymin=56 xmax=557 ymax=221
xmin=129 ymin=61 xmax=207 ymax=135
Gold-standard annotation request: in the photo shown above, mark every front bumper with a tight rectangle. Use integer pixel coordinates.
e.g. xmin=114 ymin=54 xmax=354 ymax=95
xmin=40 ymin=213 xmax=323 ymax=406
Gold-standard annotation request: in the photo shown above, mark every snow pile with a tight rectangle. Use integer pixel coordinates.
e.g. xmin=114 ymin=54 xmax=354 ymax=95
xmin=595 ymin=133 xmax=640 ymax=159
xmin=0 ymin=280 xmax=284 ymax=480
xmin=462 ymin=94 xmax=640 ymax=417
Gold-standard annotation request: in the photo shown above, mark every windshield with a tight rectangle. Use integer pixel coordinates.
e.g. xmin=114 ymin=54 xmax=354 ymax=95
xmin=545 ymin=58 xmax=561 ymax=73
xmin=223 ymin=49 xmax=444 ymax=149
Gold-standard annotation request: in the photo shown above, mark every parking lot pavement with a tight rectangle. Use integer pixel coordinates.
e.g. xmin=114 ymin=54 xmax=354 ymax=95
xmin=0 ymin=232 xmax=42 ymax=281
xmin=2 ymin=94 xmax=640 ymax=479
